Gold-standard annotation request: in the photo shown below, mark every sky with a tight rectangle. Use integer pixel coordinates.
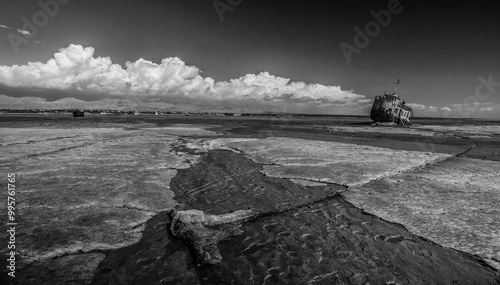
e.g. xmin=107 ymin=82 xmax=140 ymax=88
xmin=0 ymin=0 xmax=499 ymax=118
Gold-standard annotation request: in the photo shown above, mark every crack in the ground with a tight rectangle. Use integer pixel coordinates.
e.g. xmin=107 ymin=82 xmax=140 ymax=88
xmin=18 ymin=203 xmax=156 ymax=213
xmin=0 ymin=144 xmax=94 ymax=163
xmin=46 ymin=248 xmax=111 ymax=261
xmin=347 ymin=154 xmax=453 ymax=189
xmin=226 ymin=145 xmax=245 ymax=153
xmin=251 ymin=154 xmax=453 ymax=190
xmin=214 ymin=137 xmax=471 ymax=191
xmin=260 ymin=174 xmax=350 ymax=188
xmin=257 ymin=162 xmax=284 ymax=166
xmin=179 ymin=168 xmax=260 ymax=198
xmin=111 ymin=204 xmax=157 ymax=213
xmin=0 ymin=135 xmax=83 ymax=147
xmin=456 ymin=141 xmax=478 ymax=157
xmin=25 ymin=143 xmax=96 ymax=158
xmin=353 ymin=139 xmax=477 ymax=187
xmin=1 ymin=134 xmax=184 ymax=164
xmin=4 ymin=134 xmax=159 ymax=161
xmin=238 ymin=193 xmax=342 ymax=224
xmin=348 ymin=140 xmax=476 ymax=188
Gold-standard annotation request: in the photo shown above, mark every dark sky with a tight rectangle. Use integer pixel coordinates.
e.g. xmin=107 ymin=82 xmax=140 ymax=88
xmin=1 ymin=0 xmax=499 ymax=117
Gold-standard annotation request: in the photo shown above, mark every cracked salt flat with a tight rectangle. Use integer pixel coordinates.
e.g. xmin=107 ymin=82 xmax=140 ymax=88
xmin=0 ymin=128 xmax=127 ymax=162
xmin=345 ymin=157 xmax=500 ymax=269
xmin=199 ymin=137 xmax=499 ymax=269
xmin=411 ymin=124 xmax=500 ymax=137
xmin=2 ymin=123 xmax=498 ymax=283
xmin=325 ymin=126 xmax=438 ymax=137
xmin=16 ymin=253 xmax=106 ymax=284
xmin=202 ymin=137 xmax=452 ymax=187
xmin=0 ymin=126 xmax=219 ymax=271
xmin=144 ymin=124 xmax=221 ymax=136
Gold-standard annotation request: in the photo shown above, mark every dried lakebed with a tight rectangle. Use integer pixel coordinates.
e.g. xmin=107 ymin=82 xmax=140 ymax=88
xmin=0 ymin=119 xmax=499 ymax=284
xmin=92 ymin=149 xmax=498 ymax=284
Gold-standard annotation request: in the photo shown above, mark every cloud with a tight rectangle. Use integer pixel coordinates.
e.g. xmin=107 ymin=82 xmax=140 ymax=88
xmin=434 ymin=102 xmax=500 ymax=119
xmin=0 ymin=44 xmax=369 ymax=113
xmin=0 ymin=24 xmax=13 ymax=30
xmin=0 ymin=24 xmax=32 ymax=36
xmin=213 ymin=72 xmax=365 ymax=104
xmin=0 ymin=45 xmax=210 ymax=95
xmin=407 ymin=103 xmax=438 ymax=112
xmin=17 ymin=29 xmax=32 ymax=36
xmin=445 ymin=102 xmax=494 ymax=113
xmin=404 ymin=103 xmax=441 ymax=117
xmin=479 ymin=105 xmax=500 ymax=112
xmin=406 ymin=103 xmax=427 ymax=110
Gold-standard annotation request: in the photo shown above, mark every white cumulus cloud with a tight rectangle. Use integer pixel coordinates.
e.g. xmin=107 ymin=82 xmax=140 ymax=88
xmin=0 ymin=44 xmax=371 ymax=112
xmin=0 ymin=45 xmax=211 ymax=96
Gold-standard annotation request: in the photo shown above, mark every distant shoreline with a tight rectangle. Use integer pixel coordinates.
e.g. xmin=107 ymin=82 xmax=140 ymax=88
xmin=0 ymin=109 xmax=499 ymax=122
xmin=1 ymin=113 xmax=499 ymax=127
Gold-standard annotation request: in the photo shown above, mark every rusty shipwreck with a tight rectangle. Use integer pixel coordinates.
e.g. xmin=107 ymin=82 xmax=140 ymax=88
xmin=370 ymin=80 xmax=412 ymax=125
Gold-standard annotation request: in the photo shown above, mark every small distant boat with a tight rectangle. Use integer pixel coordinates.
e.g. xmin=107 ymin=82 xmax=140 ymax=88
xmin=73 ymin=108 xmax=85 ymax=118
xmin=370 ymin=80 xmax=412 ymax=125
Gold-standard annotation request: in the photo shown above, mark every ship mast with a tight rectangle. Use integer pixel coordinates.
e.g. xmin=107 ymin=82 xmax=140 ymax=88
xmin=392 ymin=79 xmax=401 ymax=125
xmin=394 ymin=79 xmax=401 ymax=94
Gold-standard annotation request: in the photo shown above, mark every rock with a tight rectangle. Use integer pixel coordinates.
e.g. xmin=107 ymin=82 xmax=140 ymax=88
xmin=169 ymin=209 xmax=254 ymax=264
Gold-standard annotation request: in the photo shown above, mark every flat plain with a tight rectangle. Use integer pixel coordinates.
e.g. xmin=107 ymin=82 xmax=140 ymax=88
xmin=1 ymin=114 xmax=499 ymax=284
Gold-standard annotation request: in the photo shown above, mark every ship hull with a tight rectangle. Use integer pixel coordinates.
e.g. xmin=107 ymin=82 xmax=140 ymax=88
xmin=370 ymin=94 xmax=411 ymax=125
